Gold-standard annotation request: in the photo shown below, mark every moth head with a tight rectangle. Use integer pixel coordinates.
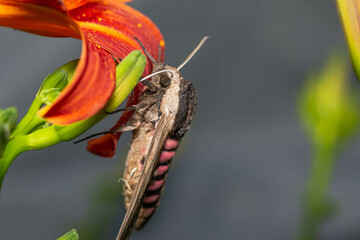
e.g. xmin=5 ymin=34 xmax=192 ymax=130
xmin=140 ymin=65 xmax=180 ymax=90
xmin=139 ymin=36 xmax=208 ymax=89
xmin=152 ymin=65 xmax=181 ymax=89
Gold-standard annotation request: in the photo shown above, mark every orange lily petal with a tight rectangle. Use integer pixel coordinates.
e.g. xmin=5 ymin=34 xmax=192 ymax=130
xmin=38 ymin=31 xmax=116 ymax=125
xmin=0 ymin=1 xmax=79 ymax=37
xmin=86 ymin=133 xmax=117 ymax=158
xmin=40 ymin=1 xmax=164 ymax=124
xmin=68 ymin=1 xmax=164 ymax=74
xmin=64 ymin=0 xmax=131 ymax=11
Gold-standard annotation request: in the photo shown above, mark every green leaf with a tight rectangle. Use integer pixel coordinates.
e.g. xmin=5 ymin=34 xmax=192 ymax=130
xmin=57 ymin=229 xmax=79 ymax=240
xmin=0 ymin=107 xmax=18 ymax=157
xmin=0 ymin=106 xmax=18 ymax=132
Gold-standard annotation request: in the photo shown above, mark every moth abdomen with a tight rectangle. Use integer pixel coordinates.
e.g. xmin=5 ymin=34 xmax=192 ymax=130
xmin=133 ymin=137 xmax=180 ymax=230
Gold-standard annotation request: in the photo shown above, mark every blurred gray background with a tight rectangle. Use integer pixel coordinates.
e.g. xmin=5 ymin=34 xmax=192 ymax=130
xmin=1 ymin=0 xmax=360 ymax=239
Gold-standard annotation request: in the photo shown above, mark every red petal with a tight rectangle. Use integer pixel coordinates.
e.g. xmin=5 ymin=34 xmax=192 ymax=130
xmin=0 ymin=1 xmax=79 ymax=37
xmin=45 ymin=1 xmax=163 ymax=126
xmin=11 ymin=0 xmax=66 ymax=11
xmin=38 ymin=31 xmax=116 ymax=125
xmin=64 ymin=0 xmax=132 ymax=11
xmin=86 ymin=133 xmax=117 ymax=158
xmin=68 ymin=1 xmax=164 ymax=74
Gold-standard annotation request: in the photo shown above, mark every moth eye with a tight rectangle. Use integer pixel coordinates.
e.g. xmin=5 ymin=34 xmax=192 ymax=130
xmin=160 ymin=75 xmax=171 ymax=87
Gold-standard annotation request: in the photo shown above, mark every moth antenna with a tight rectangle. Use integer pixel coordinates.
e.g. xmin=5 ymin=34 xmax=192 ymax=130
xmin=140 ymin=69 xmax=174 ymax=82
xmin=177 ymin=36 xmax=209 ymax=71
xmin=134 ymin=36 xmax=157 ymax=65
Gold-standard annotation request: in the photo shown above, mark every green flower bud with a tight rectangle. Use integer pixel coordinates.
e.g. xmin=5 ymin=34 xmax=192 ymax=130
xmin=299 ymin=52 xmax=360 ymax=148
xmin=37 ymin=70 xmax=67 ymax=105
xmin=57 ymin=229 xmax=79 ymax=240
xmin=13 ymin=60 xmax=78 ymax=137
xmin=36 ymin=60 xmax=78 ymax=105
xmin=105 ymin=50 xmax=145 ymax=112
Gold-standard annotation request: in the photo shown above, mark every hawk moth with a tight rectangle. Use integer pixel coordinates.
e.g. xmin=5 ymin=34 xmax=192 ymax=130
xmin=115 ymin=37 xmax=208 ymax=240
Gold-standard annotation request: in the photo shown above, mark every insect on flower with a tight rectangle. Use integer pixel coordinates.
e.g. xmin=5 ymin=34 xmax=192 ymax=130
xmin=76 ymin=36 xmax=208 ymax=240
xmin=116 ymin=36 xmax=208 ymax=239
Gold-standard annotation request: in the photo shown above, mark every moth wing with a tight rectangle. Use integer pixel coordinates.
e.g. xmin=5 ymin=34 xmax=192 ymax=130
xmin=116 ymin=113 xmax=174 ymax=240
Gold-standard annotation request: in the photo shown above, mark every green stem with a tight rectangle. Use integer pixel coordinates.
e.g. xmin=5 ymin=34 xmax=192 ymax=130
xmin=11 ymin=98 xmax=42 ymax=137
xmin=0 ymin=136 xmax=30 ymax=191
xmin=0 ymin=112 xmax=108 ymax=192
xmin=298 ymin=143 xmax=336 ymax=240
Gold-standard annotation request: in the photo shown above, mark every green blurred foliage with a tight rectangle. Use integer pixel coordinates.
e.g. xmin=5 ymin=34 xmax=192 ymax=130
xmin=298 ymin=52 xmax=360 ymax=240
xmin=0 ymin=107 xmax=18 ymax=157
xmin=76 ymin=160 xmax=125 ymax=240
xmin=57 ymin=229 xmax=79 ymax=240
xmin=299 ymin=52 xmax=360 ymax=149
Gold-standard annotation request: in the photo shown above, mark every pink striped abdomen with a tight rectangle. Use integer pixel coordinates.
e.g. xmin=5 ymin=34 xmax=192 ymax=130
xmin=134 ymin=138 xmax=179 ymax=229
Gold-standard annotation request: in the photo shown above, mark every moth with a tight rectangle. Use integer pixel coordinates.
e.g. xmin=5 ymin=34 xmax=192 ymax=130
xmin=114 ymin=37 xmax=208 ymax=240
xmin=76 ymin=37 xmax=208 ymax=240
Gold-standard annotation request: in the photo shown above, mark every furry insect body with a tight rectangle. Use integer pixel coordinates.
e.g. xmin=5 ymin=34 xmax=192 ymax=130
xmin=117 ymin=64 xmax=197 ymax=240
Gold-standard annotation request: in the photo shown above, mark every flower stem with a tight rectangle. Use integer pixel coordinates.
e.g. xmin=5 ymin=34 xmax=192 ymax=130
xmin=0 ymin=136 xmax=30 ymax=191
xmin=298 ymin=143 xmax=336 ymax=240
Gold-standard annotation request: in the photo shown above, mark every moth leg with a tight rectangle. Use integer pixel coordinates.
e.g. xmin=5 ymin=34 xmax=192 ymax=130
xmin=73 ymin=130 xmax=114 ymax=144
xmin=112 ymin=122 xmax=140 ymax=133
xmin=73 ymin=122 xmax=140 ymax=144
xmin=134 ymin=36 xmax=158 ymax=65
xmin=107 ymin=100 xmax=156 ymax=115
xmin=106 ymin=106 xmax=137 ymax=115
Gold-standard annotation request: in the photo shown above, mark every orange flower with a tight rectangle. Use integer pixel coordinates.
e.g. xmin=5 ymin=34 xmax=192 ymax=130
xmin=0 ymin=0 xmax=164 ymax=126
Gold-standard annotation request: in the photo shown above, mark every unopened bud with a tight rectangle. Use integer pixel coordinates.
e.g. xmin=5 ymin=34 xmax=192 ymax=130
xmin=299 ymin=52 xmax=360 ymax=147
xmin=37 ymin=70 xmax=67 ymax=105
xmin=37 ymin=59 xmax=78 ymax=105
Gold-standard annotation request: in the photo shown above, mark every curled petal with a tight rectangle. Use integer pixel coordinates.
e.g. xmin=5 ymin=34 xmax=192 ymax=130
xmin=0 ymin=1 xmax=79 ymax=37
xmin=10 ymin=0 xmax=66 ymax=11
xmin=38 ymin=31 xmax=116 ymax=125
xmin=68 ymin=1 xmax=164 ymax=74
xmin=63 ymin=0 xmax=131 ymax=11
